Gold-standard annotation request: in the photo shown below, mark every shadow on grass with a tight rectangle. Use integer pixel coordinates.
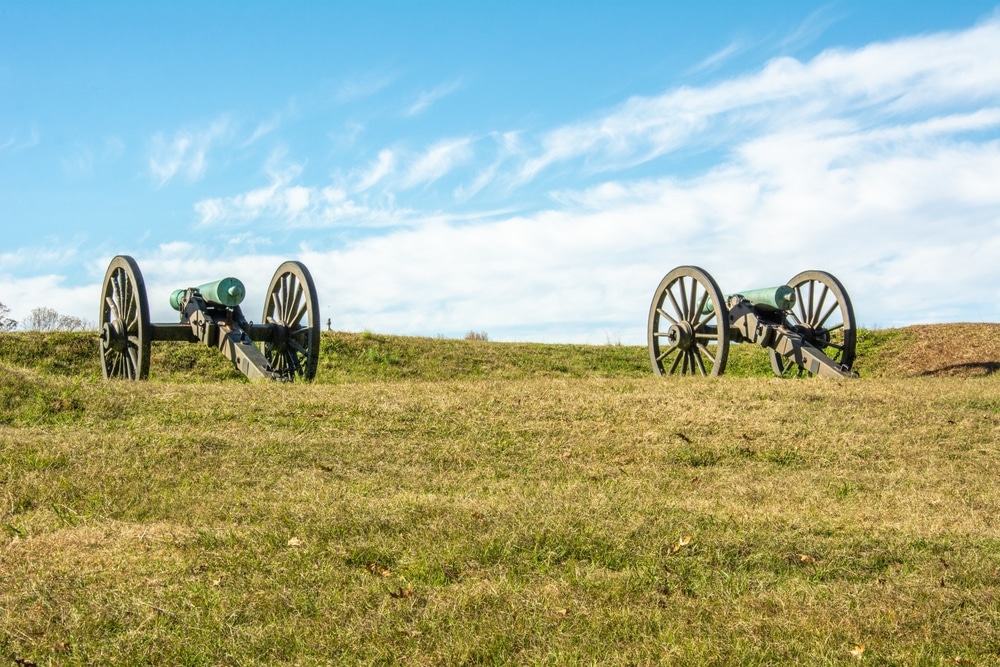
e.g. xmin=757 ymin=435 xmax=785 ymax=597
xmin=919 ymin=361 xmax=1000 ymax=377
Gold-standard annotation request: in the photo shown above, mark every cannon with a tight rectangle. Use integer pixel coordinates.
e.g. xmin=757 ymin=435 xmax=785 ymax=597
xmin=98 ymin=255 xmax=320 ymax=381
xmin=647 ymin=266 xmax=856 ymax=378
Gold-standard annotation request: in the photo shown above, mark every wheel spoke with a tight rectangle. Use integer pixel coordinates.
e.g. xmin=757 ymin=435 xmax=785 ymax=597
xmin=287 ymin=282 xmax=304 ymax=323
xmin=812 ymin=284 xmax=830 ymax=327
xmin=668 ymin=350 xmax=683 ymax=374
xmin=678 ymin=278 xmax=690 ymax=321
xmin=665 ymin=287 xmax=684 ymax=325
xmin=284 ymin=350 xmax=302 ymax=374
xmin=656 ymin=343 xmax=679 ymax=363
xmin=127 ymin=347 xmax=139 ymax=378
xmin=656 ymin=307 xmax=679 ymax=326
xmin=279 ymin=276 xmax=290 ymax=321
xmin=696 ymin=342 xmax=717 ymax=365
xmin=106 ymin=296 xmax=122 ymax=325
xmin=806 ymin=280 xmax=815 ymax=325
xmin=794 ymin=285 xmax=807 ymax=326
xmin=693 ymin=348 xmax=708 ymax=376
xmin=816 ymin=300 xmax=839 ymax=330
xmin=124 ymin=274 xmax=137 ymax=328
xmin=694 ymin=288 xmax=709 ymax=321
xmin=693 ymin=309 xmax=717 ymax=332
xmin=288 ymin=300 xmax=308 ymax=331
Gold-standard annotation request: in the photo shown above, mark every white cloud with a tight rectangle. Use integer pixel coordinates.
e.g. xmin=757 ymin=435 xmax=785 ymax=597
xmin=516 ymin=17 xmax=1000 ymax=182
xmin=194 ymin=158 xmax=414 ymax=230
xmin=335 ymin=72 xmax=396 ymax=104
xmin=354 ymin=149 xmax=397 ymax=191
xmin=0 ymin=124 xmax=40 ymax=153
xmin=689 ymin=40 xmax=747 ymax=74
xmin=405 ymin=79 xmax=463 ymax=116
xmin=8 ymin=17 xmax=1000 ymax=344
xmin=402 ymin=138 xmax=474 ymax=188
xmin=149 ymin=117 xmax=231 ymax=186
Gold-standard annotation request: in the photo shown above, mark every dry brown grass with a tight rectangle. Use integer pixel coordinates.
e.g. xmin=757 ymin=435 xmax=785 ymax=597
xmin=885 ymin=323 xmax=1000 ymax=377
xmin=3 ymin=373 xmax=1000 ymax=664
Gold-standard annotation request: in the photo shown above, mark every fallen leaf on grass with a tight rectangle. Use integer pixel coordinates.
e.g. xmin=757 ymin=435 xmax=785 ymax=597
xmin=287 ymin=537 xmax=304 ymax=547
xmin=848 ymin=643 xmax=865 ymax=660
xmin=389 ymin=584 xmax=413 ymax=599
xmin=555 ymin=608 xmax=569 ymax=616
xmin=671 ymin=535 xmax=693 ymax=553
xmin=366 ymin=562 xmax=392 ymax=577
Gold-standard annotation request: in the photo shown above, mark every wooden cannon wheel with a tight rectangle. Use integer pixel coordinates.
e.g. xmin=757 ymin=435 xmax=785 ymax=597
xmin=98 ymin=255 xmax=152 ymax=380
xmin=647 ymin=266 xmax=730 ymax=376
xmin=770 ymin=270 xmax=857 ymax=377
xmin=261 ymin=261 xmax=321 ymax=381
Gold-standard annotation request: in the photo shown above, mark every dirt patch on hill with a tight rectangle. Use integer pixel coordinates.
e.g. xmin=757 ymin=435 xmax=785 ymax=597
xmin=884 ymin=323 xmax=1000 ymax=377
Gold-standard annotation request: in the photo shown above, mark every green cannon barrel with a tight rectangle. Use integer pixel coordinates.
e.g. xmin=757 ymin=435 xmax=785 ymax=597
xmin=703 ymin=285 xmax=795 ymax=314
xmin=170 ymin=277 xmax=246 ymax=311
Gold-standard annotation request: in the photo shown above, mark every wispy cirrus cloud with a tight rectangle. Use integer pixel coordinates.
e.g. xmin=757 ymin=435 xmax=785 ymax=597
xmin=405 ymin=79 xmax=464 ymax=117
xmin=778 ymin=4 xmax=845 ymax=52
xmin=96 ymin=16 xmax=996 ymax=341
xmin=149 ymin=117 xmax=232 ymax=186
xmin=334 ymin=72 xmax=396 ymax=104
xmin=0 ymin=124 xmax=40 ymax=153
xmin=402 ymin=138 xmax=474 ymax=188
xmin=515 ymin=17 xmax=1000 ymax=183
xmin=354 ymin=149 xmax=397 ymax=191
xmin=688 ymin=40 xmax=748 ymax=74
xmin=194 ymin=154 xmax=413 ymax=230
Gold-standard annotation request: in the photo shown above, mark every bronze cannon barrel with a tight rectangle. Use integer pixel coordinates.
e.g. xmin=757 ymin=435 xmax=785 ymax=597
xmin=170 ymin=277 xmax=246 ymax=310
xmin=702 ymin=285 xmax=795 ymax=314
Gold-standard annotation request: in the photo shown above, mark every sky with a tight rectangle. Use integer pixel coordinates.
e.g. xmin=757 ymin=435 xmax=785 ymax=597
xmin=2 ymin=1 xmax=999 ymax=344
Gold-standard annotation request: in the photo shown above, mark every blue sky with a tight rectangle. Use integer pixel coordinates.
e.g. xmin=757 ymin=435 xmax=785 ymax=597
xmin=2 ymin=1 xmax=999 ymax=343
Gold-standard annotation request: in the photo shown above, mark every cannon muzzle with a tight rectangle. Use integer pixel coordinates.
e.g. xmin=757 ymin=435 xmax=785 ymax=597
xmin=170 ymin=277 xmax=246 ymax=310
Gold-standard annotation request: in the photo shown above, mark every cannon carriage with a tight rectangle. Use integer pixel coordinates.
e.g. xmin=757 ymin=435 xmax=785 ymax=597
xmin=98 ymin=255 xmax=320 ymax=381
xmin=647 ymin=266 xmax=856 ymax=378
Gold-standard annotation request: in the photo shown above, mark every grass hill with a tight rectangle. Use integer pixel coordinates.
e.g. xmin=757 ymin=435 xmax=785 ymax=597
xmin=1 ymin=324 xmax=999 ymax=664
xmin=1 ymin=323 xmax=999 ymax=381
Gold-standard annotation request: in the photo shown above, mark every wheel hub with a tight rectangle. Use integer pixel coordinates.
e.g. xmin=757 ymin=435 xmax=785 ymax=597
xmin=101 ymin=321 xmax=128 ymax=354
xmin=666 ymin=321 xmax=696 ymax=351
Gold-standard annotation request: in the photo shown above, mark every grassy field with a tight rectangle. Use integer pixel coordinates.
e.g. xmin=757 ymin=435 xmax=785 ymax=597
xmin=2 ymin=328 xmax=999 ymax=665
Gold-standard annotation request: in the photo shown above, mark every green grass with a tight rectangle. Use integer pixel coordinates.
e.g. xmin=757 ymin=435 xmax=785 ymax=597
xmin=2 ymin=329 xmax=1000 ymax=664
xmin=0 ymin=330 xmax=835 ymax=383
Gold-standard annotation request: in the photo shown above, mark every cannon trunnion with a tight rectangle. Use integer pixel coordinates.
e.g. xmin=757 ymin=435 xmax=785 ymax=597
xmin=647 ymin=266 xmax=856 ymax=378
xmin=98 ymin=255 xmax=320 ymax=381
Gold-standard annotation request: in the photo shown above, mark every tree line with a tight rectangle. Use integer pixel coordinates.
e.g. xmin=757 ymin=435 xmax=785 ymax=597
xmin=0 ymin=302 xmax=94 ymax=332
